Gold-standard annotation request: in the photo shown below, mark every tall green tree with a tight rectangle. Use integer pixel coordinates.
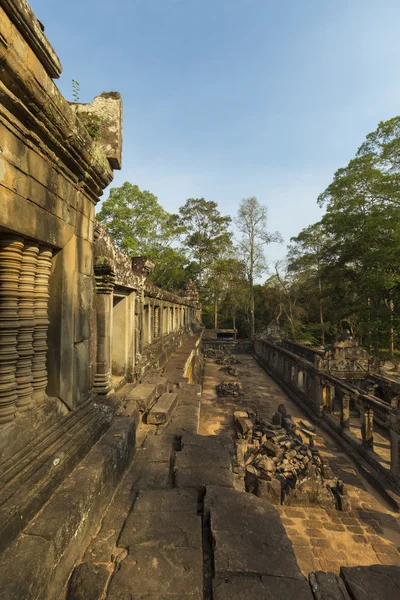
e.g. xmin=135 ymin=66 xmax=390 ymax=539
xmin=236 ymin=197 xmax=281 ymax=339
xmin=96 ymin=182 xmax=186 ymax=290
xmin=178 ymin=198 xmax=232 ymax=287
xmin=287 ymin=222 xmax=330 ymax=345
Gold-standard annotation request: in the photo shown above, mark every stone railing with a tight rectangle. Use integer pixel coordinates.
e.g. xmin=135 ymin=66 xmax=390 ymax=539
xmin=254 ymin=338 xmax=400 ymax=489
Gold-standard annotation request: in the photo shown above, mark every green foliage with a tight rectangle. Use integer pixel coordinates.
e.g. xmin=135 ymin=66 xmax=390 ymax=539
xmin=281 ymin=115 xmax=400 ymax=356
xmin=178 ymin=198 xmax=232 ymax=286
xmin=72 ymin=79 xmax=80 ymax=103
xmin=78 ymin=112 xmax=102 ymax=141
xmin=97 ymin=182 xmax=186 ymax=290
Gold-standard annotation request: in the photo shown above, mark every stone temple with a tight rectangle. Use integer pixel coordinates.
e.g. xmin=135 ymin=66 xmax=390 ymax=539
xmin=1 ymin=2 xmax=400 ymax=599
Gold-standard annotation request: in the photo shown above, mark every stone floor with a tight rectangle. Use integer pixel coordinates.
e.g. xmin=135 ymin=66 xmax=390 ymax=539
xmin=199 ymin=354 xmax=400 ymax=575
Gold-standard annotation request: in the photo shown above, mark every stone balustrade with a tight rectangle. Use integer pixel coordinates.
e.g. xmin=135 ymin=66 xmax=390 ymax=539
xmin=254 ymin=338 xmax=400 ymax=487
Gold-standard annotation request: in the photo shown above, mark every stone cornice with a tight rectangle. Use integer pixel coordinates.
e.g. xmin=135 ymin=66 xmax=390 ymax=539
xmin=0 ymin=0 xmax=62 ymax=78
xmin=0 ymin=5 xmax=114 ymax=202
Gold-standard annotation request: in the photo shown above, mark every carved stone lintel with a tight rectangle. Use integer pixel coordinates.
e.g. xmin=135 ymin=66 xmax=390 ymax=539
xmin=32 ymin=246 xmax=52 ymax=403
xmin=16 ymin=242 xmax=39 ymax=411
xmin=0 ymin=236 xmax=24 ymax=424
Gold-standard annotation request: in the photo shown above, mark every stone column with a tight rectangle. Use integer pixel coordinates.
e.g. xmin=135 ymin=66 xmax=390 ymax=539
xmin=93 ymin=263 xmax=115 ymax=395
xmin=340 ymin=393 xmax=351 ymax=430
xmin=154 ymin=305 xmax=160 ymax=338
xmin=31 ymin=246 xmax=52 ymax=404
xmin=361 ymin=404 xmax=374 ymax=449
xmin=0 ymin=237 xmax=23 ymax=424
xmin=16 ymin=242 xmax=39 ymax=411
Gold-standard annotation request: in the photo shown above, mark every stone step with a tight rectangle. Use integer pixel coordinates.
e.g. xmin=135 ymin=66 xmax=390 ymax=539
xmin=106 ymin=488 xmax=202 ymax=599
xmin=205 ymin=486 xmax=314 ymax=599
xmin=175 ymin=432 xmax=235 ymax=492
xmin=0 ymin=417 xmax=135 ymax=600
xmin=147 ymin=392 xmax=178 ymax=424
xmin=0 ymin=401 xmax=114 ymax=553
xmin=165 ymin=383 xmax=201 ymax=435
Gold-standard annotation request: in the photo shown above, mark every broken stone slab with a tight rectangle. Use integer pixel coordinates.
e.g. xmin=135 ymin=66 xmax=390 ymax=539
xmin=234 ymin=410 xmax=249 ymax=420
xmin=236 ymin=417 xmax=254 ymax=436
xmin=147 ymin=392 xmax=178 ymax=425
xmin=119 ymin=510 xmax=202 ymax=549
xmin=340 ymin=565 xmax=400 ymax=600
xmin=123 ymin=377 xmax=168 ymax=412
xmin=257 ymin=478 xmax=282 ymax=505
xmin=309 ymin=571 xmax=351 ymax=600
xmin=66 ymin=562 xmax=111 ymax=600
xmin=106 ymin=547 xmax=203 ymax=599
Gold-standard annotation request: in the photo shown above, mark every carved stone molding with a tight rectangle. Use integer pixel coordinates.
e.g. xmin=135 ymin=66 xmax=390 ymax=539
xmin=15 ymin=242 xmax=39 ymax=411
xmin=32 ymin=246 xmax=52 ymax=403
xmin=94 ymin=262 xmax=115 ymax=295
xmin=0 ymin=236 xmax=24 ymax=424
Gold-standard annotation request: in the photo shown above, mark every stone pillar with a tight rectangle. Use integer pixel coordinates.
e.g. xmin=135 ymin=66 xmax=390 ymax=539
xmin=16 ymin=242 xmax=39 ymax=411
xmin=340 ymin=393 xmax=351 ymax=430
xmin=297 ymin=369 xmax=304 ymax=391
xmin=93 ymin=263 xmax=115 ymax=395
xmin=31 ymin=245 xmax=52 ymax=404
xmin=0 ymin=236 xmax=23 ymax=424
xmin=154 ymin=305 xmax=160 ymax=338
xmin=361 ymin=404 xmax=374 ymax=449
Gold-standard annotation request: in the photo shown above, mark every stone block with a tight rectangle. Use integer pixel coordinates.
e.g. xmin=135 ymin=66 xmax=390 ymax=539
xmin=340 ymin=565 xmax=400 ymax=600
xmin=124 ymin=378 xmax=168 ymax=412
xmin=147 ymin=392 xmax=178 ymax=424
xmin=70 ymin=92 xmax=123 ymax=170
xmin=66 ymin=562 xmax=111 ymax=600
xmin=133 ymin=488 xmax=199 ymax=513
xmin=175 ymin=465 xmax=235 ymax=492
xmin=119 ymin=510 xmax=202 ymax=549
xmin=106 ymin=547 xmax=203 ymax=599
xmin=309 ymin=571 xmax=351 ymax=600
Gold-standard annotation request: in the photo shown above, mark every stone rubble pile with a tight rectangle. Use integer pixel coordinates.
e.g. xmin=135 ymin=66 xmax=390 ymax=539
xmin=204 ymin=348 xmax=241 ymax=365
xmin=235 ymin=404 xmax=350 ymax=510
xmin=216 ymin=381 xmax=244 ymax=397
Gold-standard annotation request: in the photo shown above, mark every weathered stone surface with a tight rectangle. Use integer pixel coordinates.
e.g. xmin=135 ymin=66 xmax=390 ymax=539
xmin=176 ymin=465 xmax=235 ymax=491
xmin=309 ymin=571 xmax=351 ymax=600
xmin=206 ymin=486 xmax=302 ymax=579
xmin=67 ymin=562 xmax=111 ymax=600
xmin=106 ymin=548 xmax=203 ymax=599
xmin=119 ymin=510 xmax=202 ymax=549
xmin=214 ymin=575 xmax=314 ymax=600
xmin=133 ymin=488 xmax=199 ymax=513
xmin=340 ymin=565 xmax=400 ymax=600
xmin=147 ymin=392 xmax=178 ymax=424
xmin=123 ymin=379 xmax=167 ymax=412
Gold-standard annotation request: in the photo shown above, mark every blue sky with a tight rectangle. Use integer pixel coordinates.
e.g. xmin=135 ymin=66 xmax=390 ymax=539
xmin=31 ymin=0 xmax=400 ymax=269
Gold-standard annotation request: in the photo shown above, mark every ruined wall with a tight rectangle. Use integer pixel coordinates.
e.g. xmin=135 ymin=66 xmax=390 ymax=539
xmin=0 ymin=0 xmax=199 ymax=464
xmin=93 ymin=223 xmax=200 ymax=389
xmin=0 ymin=0 xmax=122 ymax=454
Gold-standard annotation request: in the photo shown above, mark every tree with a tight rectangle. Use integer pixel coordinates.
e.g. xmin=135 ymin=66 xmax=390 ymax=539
xmin=236 ymin=197 xmax=281 ymax=339
xmin=287 ymin=222 xmax=330 ymax=345
xmin=96 ymin=182 xmax=186 ymax=290
xmin=178 ymin=198 xmax=232 ymax=287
